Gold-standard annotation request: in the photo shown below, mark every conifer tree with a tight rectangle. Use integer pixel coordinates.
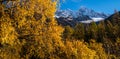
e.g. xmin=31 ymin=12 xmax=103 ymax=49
xmin=74 ymin=23 xmax=85 ymax=40
xmin=63 ymin=26 xmax=74 ymax=39
xmin=98 ymin=21 xmax=106 ymax=42
xmin=89 ymin=22 xmax=98 ymax=39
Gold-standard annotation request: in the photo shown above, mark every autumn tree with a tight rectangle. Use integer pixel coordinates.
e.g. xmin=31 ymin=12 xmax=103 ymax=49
xmin=0 ymin=2 xmax=22 ymax=59
xmin=64 ymin=40 xmax=97 ymax=59
xmin=89 ymin=39 xmax=108 ymax=59
xmin=0 ymin=0 xmax=64 ymax=59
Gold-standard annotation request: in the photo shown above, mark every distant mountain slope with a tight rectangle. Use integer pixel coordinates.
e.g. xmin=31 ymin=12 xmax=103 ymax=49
xmin=55 ymin=7 xmax=109 ymax=26
xmin=77 ymin=6 xmax=108 ymax=18
xmin=105 ymin=11 xmax=120 ymax=22
xmin=56 ymin=17 xmax=77 ymax=27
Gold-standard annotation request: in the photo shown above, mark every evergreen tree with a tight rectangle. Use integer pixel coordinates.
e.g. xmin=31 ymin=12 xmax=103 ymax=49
xmin=106 ymin=21 xmax=117 ymax=42
xmin=98 ymin=21 xmax=106 ymax=42
xmin=112 ymin=11 xmax=120 ymax=26
xmin=63 ymin=26 xmax=74 ymax=39
xmin=73 ymin=23 xmax=85 ymax=40
xmin=90 ymin=22 xmax=98 ymax=39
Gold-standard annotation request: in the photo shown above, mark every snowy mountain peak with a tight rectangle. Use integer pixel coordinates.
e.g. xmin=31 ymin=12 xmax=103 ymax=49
xmin=56 ymin=7 xmax=109 ymax=19
xmin=77 ymin=6 xmax=108 ymax=18
xmin=55 ymin=7 xmax=110 ymax=24
xmin=79 ymin=6 xmax=94 ymax=13
xmin=55 ymin=9 xmax=77 ymax=18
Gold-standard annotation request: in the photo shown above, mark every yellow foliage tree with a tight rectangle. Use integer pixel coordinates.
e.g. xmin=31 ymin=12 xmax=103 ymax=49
xmin=0 ymin=0 xmax=64 ymax=59
xmin=0 ymin=0 xmax=111 ymax=59
xmin=89 ymin=39 xmax=108 ymax=59
xmin=65 ymin=40 xmax=97 ymax=59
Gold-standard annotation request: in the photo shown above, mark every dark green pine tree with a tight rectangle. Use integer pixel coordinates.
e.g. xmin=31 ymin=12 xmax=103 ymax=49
xmin=63 ymin=26 xmax=74 ymax=39
xmin=112 ymin=11 xmax=120 ymax=26
xmin=73 ymin=23 xmax=85 ymax=40
xmin=89 ymin=22 xmax=98 ymax=40
xmin=98 ymin=21 xmax=106 ymax=42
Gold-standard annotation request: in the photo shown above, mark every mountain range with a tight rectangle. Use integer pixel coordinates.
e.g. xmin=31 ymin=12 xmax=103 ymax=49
xmin=55 ymin=7 xmax=110 ymax=26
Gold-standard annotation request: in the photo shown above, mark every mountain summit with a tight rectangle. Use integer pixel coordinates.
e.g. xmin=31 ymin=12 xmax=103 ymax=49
xmin=77 ymin=6 xmax=108 ymax=18
xmin=55 ymin=7 xmax=109 ymax=26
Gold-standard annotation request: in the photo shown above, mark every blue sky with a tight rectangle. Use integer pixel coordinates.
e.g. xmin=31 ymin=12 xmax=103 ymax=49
xmin=60 ymin=0 xmax=120 ymax=14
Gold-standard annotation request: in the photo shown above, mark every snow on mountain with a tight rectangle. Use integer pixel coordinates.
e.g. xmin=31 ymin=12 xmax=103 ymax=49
xmin=55 ymin=9 xmax=77 ymax=18
xmin=55 ymin=7 xmax=109 ymax=24
xmin=80 ymin=18 xmax=104 ymax=23
xmin=92 ymin=18 xmax=104 ymax=22
xmin=77 ymin=6 xmax=108 ymax=18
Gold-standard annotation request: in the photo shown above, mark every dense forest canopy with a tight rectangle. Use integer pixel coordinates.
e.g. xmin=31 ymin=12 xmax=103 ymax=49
xmin=0 ymin=0 xmax=120 ymax=59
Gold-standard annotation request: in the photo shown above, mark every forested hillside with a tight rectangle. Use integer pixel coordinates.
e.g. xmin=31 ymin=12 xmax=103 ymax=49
xmin=0 ymin=0 xmax=120 ymax=59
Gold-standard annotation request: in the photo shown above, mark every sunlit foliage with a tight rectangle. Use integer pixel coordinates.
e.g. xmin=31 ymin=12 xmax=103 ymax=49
xmin=0 ymin=0 xmax=120 ymax=59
